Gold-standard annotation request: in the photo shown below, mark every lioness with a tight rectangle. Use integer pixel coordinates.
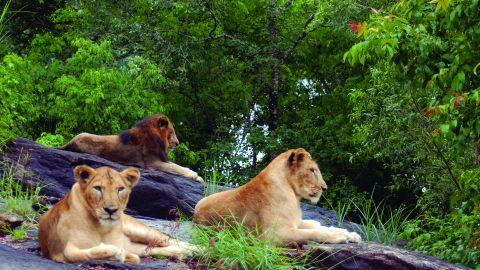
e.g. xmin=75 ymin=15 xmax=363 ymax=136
xmin=59 ymin=114 xmax=203 ymax=182
xmin=193 ymin=148 xmax=361 ymax=245
xmin=39 ymin=165 xmax=195 ymax=264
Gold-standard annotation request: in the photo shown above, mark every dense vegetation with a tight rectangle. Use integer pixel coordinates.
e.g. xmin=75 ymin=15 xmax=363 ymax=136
xmin=0 ymin=0 xmax=478 ymax=268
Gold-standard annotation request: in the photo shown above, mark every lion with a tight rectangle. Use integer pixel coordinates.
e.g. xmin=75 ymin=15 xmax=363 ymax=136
xmin=59 ymin=114 xmax=203 ymax=182
xmin=193 ymin=148 xmax=361 ymax=246
xmin=38 ymin=165 xmax=196 ymax=264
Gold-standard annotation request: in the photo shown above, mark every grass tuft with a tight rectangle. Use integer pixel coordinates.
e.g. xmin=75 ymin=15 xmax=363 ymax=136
xmin=0 ymin=157 xmax=45 ymax=223
xmin=350 ymin=192 xmax=411 ymax=245
xmin=1 ymin=225 xmax=29 ymax=241
xmin=327 ymin=190 xmax=411 ymax=246
xmin=190 ymin=217 xmax=309 ymax=270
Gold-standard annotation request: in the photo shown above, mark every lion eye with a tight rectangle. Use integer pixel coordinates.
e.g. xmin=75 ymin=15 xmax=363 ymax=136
xmin=310 ymin=168 xmax=316 ymax=174
xmin=118 ymin=187 xmax=125 ymax=193
xmin=94 ymin=186 xmax=102 ymax=192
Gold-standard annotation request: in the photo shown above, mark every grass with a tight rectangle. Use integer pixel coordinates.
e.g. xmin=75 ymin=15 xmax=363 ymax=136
xmin=190 ymin=216 xmax=309 ymax=270
xmin=327 ymin=190 xmax=412 ymax=246
xmin=0 ymin=0 xmax=12 ymax=44
xmin=202 ymin=167 xmax=229 ymax=197
xmin=0 ymin=157 xmax=45 ymax=223
xmin=324 ymin=198 xmax=352 ymax=227
xmin=1 ymin=225 xmax=29 ymax=241
xmin=0 ymin=156 xmax=45 ymax=242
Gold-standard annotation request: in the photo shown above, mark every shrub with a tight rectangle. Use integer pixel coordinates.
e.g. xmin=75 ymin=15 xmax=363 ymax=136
xmin=0 ymin=33 xmax=168 ymax=149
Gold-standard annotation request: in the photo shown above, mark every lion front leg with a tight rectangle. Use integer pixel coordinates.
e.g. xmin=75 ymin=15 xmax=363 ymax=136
xmin=122 ymin=214 xmax=171 ymax=246
xmin=275 ymin=226 xmax=361 ymax=246
xmin=126 ymin=241 xmax=196 ymax=261
xmin=63 ymin=242 xmax=138 ymax=264
xmin=150 ymin=161 xmax=204 ymax=182
xmin=299 ymin=220 xmax=322 ymax=229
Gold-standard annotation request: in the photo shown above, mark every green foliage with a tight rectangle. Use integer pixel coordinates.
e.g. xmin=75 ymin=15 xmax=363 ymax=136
xmin=344 ymin=0 xmax=480 ymax=266
xmin=191 ymin=218 xmax=308 ymax=270
xmin=402 ymin=207 xmax=480 ymax=268
xmin=0 ymin=33 xmax=168 ymax=148
xmin=1 ymin=0 xmax=479 ymax=267
xmin=35 ymin=132 xmax=64 ymax=147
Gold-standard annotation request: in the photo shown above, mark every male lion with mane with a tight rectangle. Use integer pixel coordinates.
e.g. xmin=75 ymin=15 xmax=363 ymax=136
xmin=39 ymin=165 xmax=195 ymax=264
xmin=60 ymin=114 xmax=203 ymax=182
xmin=193 ymin=148 xmax=361 ymax=245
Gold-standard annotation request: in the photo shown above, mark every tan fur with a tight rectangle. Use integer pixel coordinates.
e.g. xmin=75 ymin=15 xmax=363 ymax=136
xmin=60 ymin=115 xmax=203 ymax=182
xmin=193 ymin=148 xmax=362 ymax=246
xmin=39 ymin=165 xmax=195 ymax=265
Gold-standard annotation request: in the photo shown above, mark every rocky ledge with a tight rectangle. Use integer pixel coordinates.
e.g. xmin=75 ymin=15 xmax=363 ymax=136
xmin=0 ymin=138 xmax=470 ymax=270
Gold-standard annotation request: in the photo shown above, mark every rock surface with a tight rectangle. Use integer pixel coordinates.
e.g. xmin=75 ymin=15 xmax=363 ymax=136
xmin=0 ymin=212 xmax=24 ymax=230
xmin=0 ymin=218 xmax=192 ymax=270
xmin=308 ymin=242 xmax=470 ymax=270
xmin=0 ymin=138 xmax=471 ymax=270
xmin=4 ymin=138 xmax=351 ymax=229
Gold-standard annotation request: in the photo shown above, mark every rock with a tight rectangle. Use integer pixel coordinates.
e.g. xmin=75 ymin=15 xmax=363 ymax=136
xmin=0 ymin=243 xmax=80 ymax=270
xmin=307 ymin=241 xmax=469 ymax=270
xmin=0 ymin=219 xmax=192 ymax=270
xmin=1 ymin=138 xmax=469 ymax=270
xmin=3 ymin=138 xmax=348 ymax=228
xmin=0 ymin=240 xmax=191 ymax=270
xmin=0 ymin=212 xmax=24 ymax=230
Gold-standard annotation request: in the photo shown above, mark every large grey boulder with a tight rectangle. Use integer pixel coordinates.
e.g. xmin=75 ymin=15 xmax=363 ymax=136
xmin=0 ymin=138 xmax=470 ymax=270
xmin=4 ymin=138 xmax=349 ymax=228
xmin=308 ymin=242 xmax=469 ymax=270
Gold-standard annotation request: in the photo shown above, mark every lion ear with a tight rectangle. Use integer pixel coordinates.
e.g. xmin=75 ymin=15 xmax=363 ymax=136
xmin=287 ymin=149 xmax=305 ymax=165
xmin=73 ymin=165 xmax=96 ymax=184
xmin=157 ymin=115 xmax=169 ymax=128
xmin=120 ymin=167 xmax=140 ymax=187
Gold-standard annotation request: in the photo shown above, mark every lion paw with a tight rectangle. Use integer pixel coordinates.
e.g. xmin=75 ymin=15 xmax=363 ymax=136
xmin=328 ymin=233 xmax=349 ymax=244
xmin=125 ymin=253 xmax=141 ymax=265
xmin=347 ymin=232 xmax=362 ymax=243
xmin=97 ymin=243 xmax=125 ymax=263
xmin=195 ymin=175 xmax=204 ymax=183
xmin=113 ymin=247 xmax=126 ymax=264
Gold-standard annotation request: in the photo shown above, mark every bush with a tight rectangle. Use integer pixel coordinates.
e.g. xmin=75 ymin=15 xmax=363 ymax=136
xmin=0 ymin=34 xmax=168 ymax=148
xmin=402 ymin=210 xmax=480 ymax=268
xmin=35 ymin=132 xmax=65 ymax=147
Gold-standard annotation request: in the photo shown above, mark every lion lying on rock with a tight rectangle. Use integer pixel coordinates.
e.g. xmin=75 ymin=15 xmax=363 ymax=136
xmin=194 ymin=148 xmax=361 ymax=245
xmin=39 ymin=165 xmax=195 ymax=264
xmin=59 ymin=114 xmax=203 ymax=182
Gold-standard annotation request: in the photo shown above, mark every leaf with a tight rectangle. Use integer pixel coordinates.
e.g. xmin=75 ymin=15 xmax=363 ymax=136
xmin=440 ymin=124 xmax=450 ymax=136
xmin=474 ymin=62 xmax=480 ymax=76
xmin=451 ymin=71 xmax=465 ymax=91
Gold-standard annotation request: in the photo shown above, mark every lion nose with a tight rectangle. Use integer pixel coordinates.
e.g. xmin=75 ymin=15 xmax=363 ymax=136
xmin=104 ymin=207 xmax=118 ymax=215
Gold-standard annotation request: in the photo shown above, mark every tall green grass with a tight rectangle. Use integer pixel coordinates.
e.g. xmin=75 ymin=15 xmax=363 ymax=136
xmin=190 ymin=217 xmax=309 ymax=270
xmin=327 ymin=191 xmax=412 ymax=246
xmin=0 ymin=0 xmax=12 ymax=44
xmin=0 ymin=157 xmax=44 ymax=223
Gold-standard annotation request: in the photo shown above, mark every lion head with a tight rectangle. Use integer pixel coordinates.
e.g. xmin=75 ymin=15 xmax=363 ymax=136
xmin=73 ymin=165 xmax=140 ymax=224
xmin=119 ymin=114 xmax=179 ymax=162
xmin=285 ymin=148 xmax=327 ymax=204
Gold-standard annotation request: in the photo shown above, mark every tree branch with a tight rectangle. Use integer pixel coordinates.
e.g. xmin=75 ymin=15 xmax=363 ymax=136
xmin=283 ymin=13 xmax=316 ymax=61
xmin=277 ymin=0 xmax=293 ymax=13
